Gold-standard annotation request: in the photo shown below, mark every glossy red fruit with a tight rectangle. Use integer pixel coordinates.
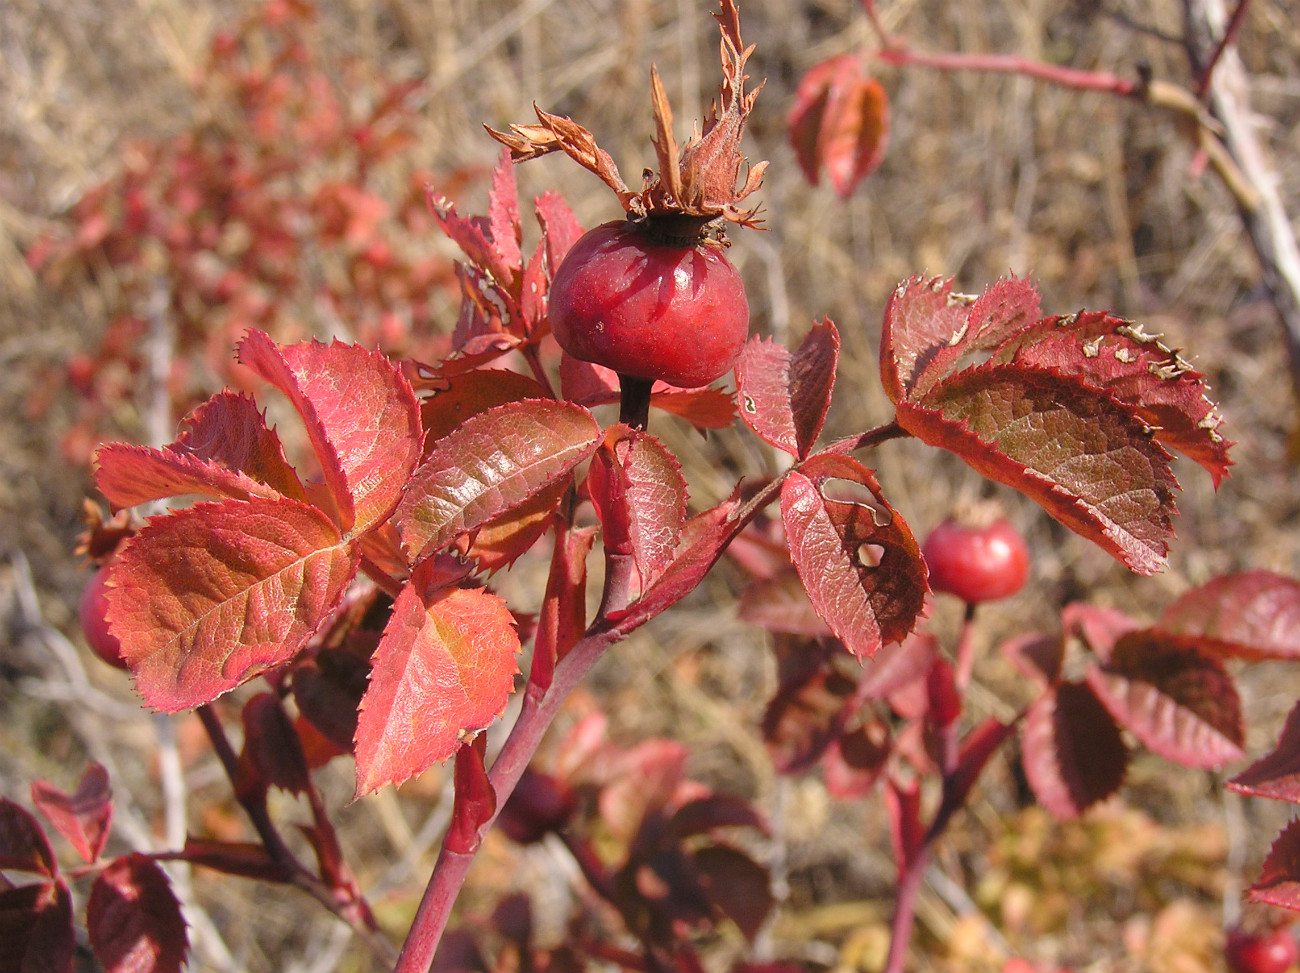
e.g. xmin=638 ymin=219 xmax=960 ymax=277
xmin=548 ymin=220 xmax=748 ymax=389
xmin=1225 ymin=926 xmax=1299 ymax=973
xmin=79 ymin=564 xmax=128 ymax=670
xmin=922 ymin=516 xmax=1030 ymax=604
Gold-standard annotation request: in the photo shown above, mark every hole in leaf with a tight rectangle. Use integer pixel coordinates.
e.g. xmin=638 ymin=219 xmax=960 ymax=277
xmin=819 ymin=477 xmax=893 ymax=527
xmin=856 ymin=543 xmax=885 ymax=568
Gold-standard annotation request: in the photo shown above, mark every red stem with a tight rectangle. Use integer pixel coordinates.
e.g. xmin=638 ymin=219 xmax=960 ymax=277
xmin=822 ymin=419 xmax=910 ymax=455
xmin=1193 ymin=0 xmax=1251 ymax=99
xmin=883 ymin=841 xmax=933 ymax=973
xmin=953 ymin=602 xmax=979 ymax=691
xmin=874 ymin=45 xmax=1137 ymax=96
xmin=195 ymin=705 xmax=396 ymax=963
xmin=392 ymin=625 xmax=620 ymax=973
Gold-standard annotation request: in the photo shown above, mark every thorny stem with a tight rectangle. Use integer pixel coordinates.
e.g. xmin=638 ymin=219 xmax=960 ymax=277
xmin=395 ymin=466 xmax=797 ymax=972
xmin=393 ymin=625 xmax=621 ymax=973
xmin=194 ymin=706 xmax=397 ymax=965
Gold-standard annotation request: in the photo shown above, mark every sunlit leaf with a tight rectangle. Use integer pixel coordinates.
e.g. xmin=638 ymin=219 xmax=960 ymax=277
xmin=106 ymin=498 xmax=359 ymax=711
xmin=880 ymin=275 xmax=1041 ymax=404
xmin=396 ymin=399 xmax=599 ymax=564
xmin=94 ymin=391 xmax=304 ymax=509
xmin=788 ymin=54 xmax=888 ymax=197
xmin=354 ymin=576 xmax=521 ymax=796
xmin=995 ymin=311 xmax=1232 ymax=486
xmin=238 ymin=332 xmax=422 ymax=533
xmin=420 ymin=368 xmax=548 ymax=448
xmin=780 ymin=455 xmax=926 ymax=659
xmin=587 ymin=425 xmax=687 ymax=585
xmin=897 ymin=364 xmax=1179 ymax=575
xmin=735 ymin=319 xmax=839 ymax=458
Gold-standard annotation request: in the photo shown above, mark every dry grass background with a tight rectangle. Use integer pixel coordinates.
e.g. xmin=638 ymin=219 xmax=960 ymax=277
xmin=1 ymin=0 xmax=1299 ymax=970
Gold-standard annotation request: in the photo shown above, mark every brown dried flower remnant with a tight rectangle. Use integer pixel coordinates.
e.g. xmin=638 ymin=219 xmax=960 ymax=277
xmin=488 ymin=0 xmax=767 ymax=235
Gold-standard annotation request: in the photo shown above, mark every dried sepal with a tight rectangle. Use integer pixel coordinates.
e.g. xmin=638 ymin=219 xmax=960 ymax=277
xmin=488 ymin=0 xmax=765 ymax=231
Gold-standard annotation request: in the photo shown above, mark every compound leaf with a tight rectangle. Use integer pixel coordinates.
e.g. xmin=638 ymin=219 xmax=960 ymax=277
xmin=587 ymin=425 xmax=687 ymax=585
xmin=396 ymin=399 xmax=599 ymax=564
xmin=1158 ymin=570 xmax=1300 ymax=661
xmin=105 ymin=498 xmax=359 ymax=712
xmin=880 ymin=275 xmax=1041 ymax=403
xmin=94 ymin=392 xmax=304 ymax=509
xmin=1085 ymin=629 xmax=1243 ymax=768
xmin=994 ymin=312 xmax=1232 ymax=486
xmin=780 ymin=455 xmax=926 ymax=659
xmin=354 ymin=577 xmax=521 ymax=797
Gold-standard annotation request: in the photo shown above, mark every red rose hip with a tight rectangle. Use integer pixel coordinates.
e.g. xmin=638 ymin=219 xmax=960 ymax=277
xmin=922 ymin=516 xmax=1030 ymax=604
xmin=549 ymin=220 xmax=749 ymax=389
xmin=80 ymin=564 xmax=128 ymax=669
xmin=1225 ymin=926 xmax=1299 ymax=973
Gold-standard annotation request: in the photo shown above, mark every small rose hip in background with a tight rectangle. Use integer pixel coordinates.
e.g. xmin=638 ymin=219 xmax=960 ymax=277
xmin=922 ymin=508 xmax=1030 ymax=605
xmin=80 ymin=563 xmax=127 ymax=670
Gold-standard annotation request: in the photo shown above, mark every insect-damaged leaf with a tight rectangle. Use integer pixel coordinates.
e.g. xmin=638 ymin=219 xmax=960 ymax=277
xmin=354 ymin=573 xmax=521 ymax=797
xmin=396 ymin=399 xmax=599 ymax=564
xmin=30 ymin=763 xmax=113 ymax=865
xmin=1085 ymin=629 xmax=1243 ymax=768
xmin=993 ymin=312 xmax=1232 ymax=486
xmin=94 ymin=391 xmax=304 ymax=509
xmin=587 ymin=425 xmax=687 ymax=585
xmin=88 ymin=854 xmax=187 ymax=973
xmin=1158 ymin=570 xmax=1300 ymax=661
xmin=735 ymin=318 xmax=839 ymax=458
xmin=1021 ymin=681 xmax=1128 ymax=819
xmin=105 ymin=498 xmax=359 ymax=712
xmin=880 ymin=275 xmax=1042 ymax=404
xmin=896 ymin=364 xmax=1179 ymax=575
xmin=780 ymin=455 xmax=925 ymax=660
xmin=787 ymin=54 xmax=889 ymax=197
xmin=238 ymin=331 xmax=422 ymax=534
xmin=880 ymin=276 xmax=1230 ymax=574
